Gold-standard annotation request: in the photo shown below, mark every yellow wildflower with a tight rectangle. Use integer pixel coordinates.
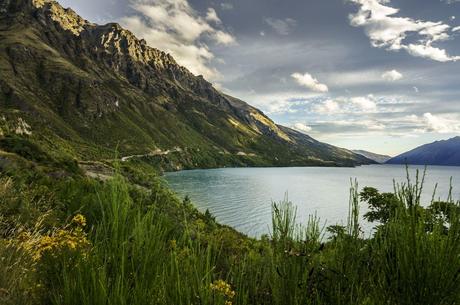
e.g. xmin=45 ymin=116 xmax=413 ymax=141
xmin=33 ymin=228 xmax=90 ymax=261
xmin=72 ymin=214 xmax=87 ymax=227
xmin=210 ymin=279 xmax=236 ymax=300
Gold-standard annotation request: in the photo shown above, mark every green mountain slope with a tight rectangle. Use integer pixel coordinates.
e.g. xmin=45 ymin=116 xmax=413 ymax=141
xmin=0 ymin=0 xmax=373 ymax=169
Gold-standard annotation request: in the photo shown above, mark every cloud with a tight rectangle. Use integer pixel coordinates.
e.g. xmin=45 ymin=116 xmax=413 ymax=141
xmin=220 ymin=3 xmax=234 ymax=10
xmin=254 ymin=95 xmax=313 ymax=115
xmin=292 ymin=123 xmax=312 ymax=133
xmin=291 ymin=72 xmax=329 ymax=93
xmin=302 ymin=111 xmax=460 ymax=146
xmin=326 ymin=69 xmax=391 ymax=87
xmin=265 ymin=18 xmax=297 ymax=35
xmin=329 ymin=120 xmax=385 ymax=131
xmin=307 ymin=120 xmax=387 ymax=137
xmin=120 ymin=0 xmax=236 ymax=80
xmin=422 ymin=113 xmax=460 ymax=133
xmin=313 ymin=99 xmax=340 ymax=114
xmin=350 ymin=96 xmax=378 ymax=112
xmin=348 ymin=0 xmax=460 ymax=62
xmin=213 ymin=30 xmax=236 ymax=44
xmin=406 ymin=44 xmax=457 ymax=62
xmin=324 ymin=67 xmax=420 ymax=89
xmin=312 ymin=95 xmax=378 ymax=115
xmin=453 ymin=26 xmax=460 ymax=32
xmin=382 ymin=69 xmax=403 ymax=81
xmin=206 ymin=8 xmax=221 ymax=24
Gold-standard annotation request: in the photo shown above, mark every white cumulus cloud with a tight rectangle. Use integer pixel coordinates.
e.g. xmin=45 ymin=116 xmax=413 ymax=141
xmin=348 ymin=0 xmax=460 ymax=62
xmin=313 ymin=99 xmax=340 ymax=114
xmin=120 ymin=0 xmax=236 ymax=80
xmin=291 ymin=72 xmax=329 ymax=93
xmin=312 ymin=95 xmax=378 ymax=115
xmin=406 ymin=44 xmax=456 ymax=62
xmin=292 ymin=123 xmax=312 ymax=133
xmin=382 ymin=69 xmax=403 ymax=81
xmin=423 ymin=113 xmax=460 ymax=133
xmin=350 ymin=96 xmax=378 ymax=112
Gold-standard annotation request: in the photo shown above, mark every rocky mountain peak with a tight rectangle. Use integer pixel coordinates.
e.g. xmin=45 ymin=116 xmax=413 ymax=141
xmin=38 ymin=0 xmax=91 ymax=35
xmin=1 ymin=0 xmax=195 ymax=84
xmin=0 ymin=0 xmax=294 ymax=142
xmin=85 ymin=22 xmax=181 ymax=71
xmin=1 ymin=0 xmax=91 ymax=35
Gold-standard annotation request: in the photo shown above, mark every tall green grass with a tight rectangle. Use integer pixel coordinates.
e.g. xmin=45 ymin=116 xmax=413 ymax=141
xmin=368 ymin=169 xmax=460 ymax=305
xmin=43 ymin=175 xmax=223 ymax=305
xmin=2 ymin=168 xmax=460 ymax=305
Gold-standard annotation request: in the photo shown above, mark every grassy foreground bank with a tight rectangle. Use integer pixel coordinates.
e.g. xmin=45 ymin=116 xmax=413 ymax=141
xmin=1 ymin=157 xmax=460 ymax=305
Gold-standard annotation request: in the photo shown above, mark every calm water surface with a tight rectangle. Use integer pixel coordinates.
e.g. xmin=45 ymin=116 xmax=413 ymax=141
xmin=165 ymin=165 xmax=460 ymax=238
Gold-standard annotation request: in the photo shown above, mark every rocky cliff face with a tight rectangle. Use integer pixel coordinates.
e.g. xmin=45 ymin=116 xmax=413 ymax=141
xmin=0 ymin=0 xmax=373 ymax=168
xmin=5 ymin=0 xmax=292 ymax=139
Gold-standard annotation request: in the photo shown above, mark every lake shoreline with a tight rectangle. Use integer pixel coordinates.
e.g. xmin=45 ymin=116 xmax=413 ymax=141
xmin=165 ymin=164 xmax=460 ymax=238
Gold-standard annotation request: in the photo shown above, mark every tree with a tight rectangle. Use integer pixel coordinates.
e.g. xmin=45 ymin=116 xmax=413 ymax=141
xmin=360 ymin=187 xmax=400 ymax=224
xmin=426 ymin=201 xmax=460 ymax=233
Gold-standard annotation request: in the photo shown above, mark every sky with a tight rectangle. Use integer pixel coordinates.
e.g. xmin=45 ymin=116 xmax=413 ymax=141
xmin=58 ymin=0 xmax=460 ymax=156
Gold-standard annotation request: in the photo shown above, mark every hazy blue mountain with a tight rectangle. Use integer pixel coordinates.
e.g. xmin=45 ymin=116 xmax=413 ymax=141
xmin=386 ymin=137 xmax=460 ymax=166
xmin=352 ymin=150 xmax=392 ymax=164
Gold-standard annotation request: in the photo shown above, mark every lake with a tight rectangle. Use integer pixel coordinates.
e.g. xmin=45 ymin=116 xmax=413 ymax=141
xmin=164 ymin=165 xmax=460 ymax=238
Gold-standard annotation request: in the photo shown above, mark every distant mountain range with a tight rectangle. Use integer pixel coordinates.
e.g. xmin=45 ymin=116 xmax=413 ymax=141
xmin=0 ymin=0 xmax=373 ymax=170
xmin=352 ymin=150 xmax=392 ymax=164
xmin=386 ymin=136 xmax=460 ymax=166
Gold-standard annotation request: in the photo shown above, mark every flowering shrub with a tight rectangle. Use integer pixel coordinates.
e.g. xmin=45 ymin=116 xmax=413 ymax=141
xmin=210 ymin=279 xmax=235 ymax=305
xmin=31 ymin=214 xmax=90 ymax=262
xmin=11 ymin=213 xmax=91 ymax=293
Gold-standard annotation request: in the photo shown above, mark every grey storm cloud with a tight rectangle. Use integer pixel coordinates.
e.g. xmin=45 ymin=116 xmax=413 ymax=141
xmin=264 ymin=17 xmax=297 ymax=35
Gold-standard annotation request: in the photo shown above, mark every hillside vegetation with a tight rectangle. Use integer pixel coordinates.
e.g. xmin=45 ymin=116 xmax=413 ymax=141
xmin=2 ymin=147 xmax=460 ymax=305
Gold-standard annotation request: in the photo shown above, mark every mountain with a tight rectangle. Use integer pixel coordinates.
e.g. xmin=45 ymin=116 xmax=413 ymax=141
xmin=352 ymin=150 xmax=392 ymax=164
xmin=386 ymin=137 xmax=460 ymax=166
xmin=0 ymin=0 xmax=373 ymax=170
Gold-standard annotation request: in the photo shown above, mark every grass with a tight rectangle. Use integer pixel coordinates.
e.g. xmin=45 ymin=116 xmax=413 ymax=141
xmin=1 ymin=163 xmax=460 ymax=305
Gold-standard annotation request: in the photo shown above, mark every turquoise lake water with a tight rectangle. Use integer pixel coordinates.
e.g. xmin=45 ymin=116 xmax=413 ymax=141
xmin=165 ymin=165 xmax=460 ymax=238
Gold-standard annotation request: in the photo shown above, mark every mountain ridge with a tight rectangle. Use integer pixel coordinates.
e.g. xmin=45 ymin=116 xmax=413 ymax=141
xmin=0 ymin=0 xmax=374 ymax=170
xmin=386 ymin=136 xmax=460 ymax=166
xmin=352 ymin=150 xmax=392 ymax=164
